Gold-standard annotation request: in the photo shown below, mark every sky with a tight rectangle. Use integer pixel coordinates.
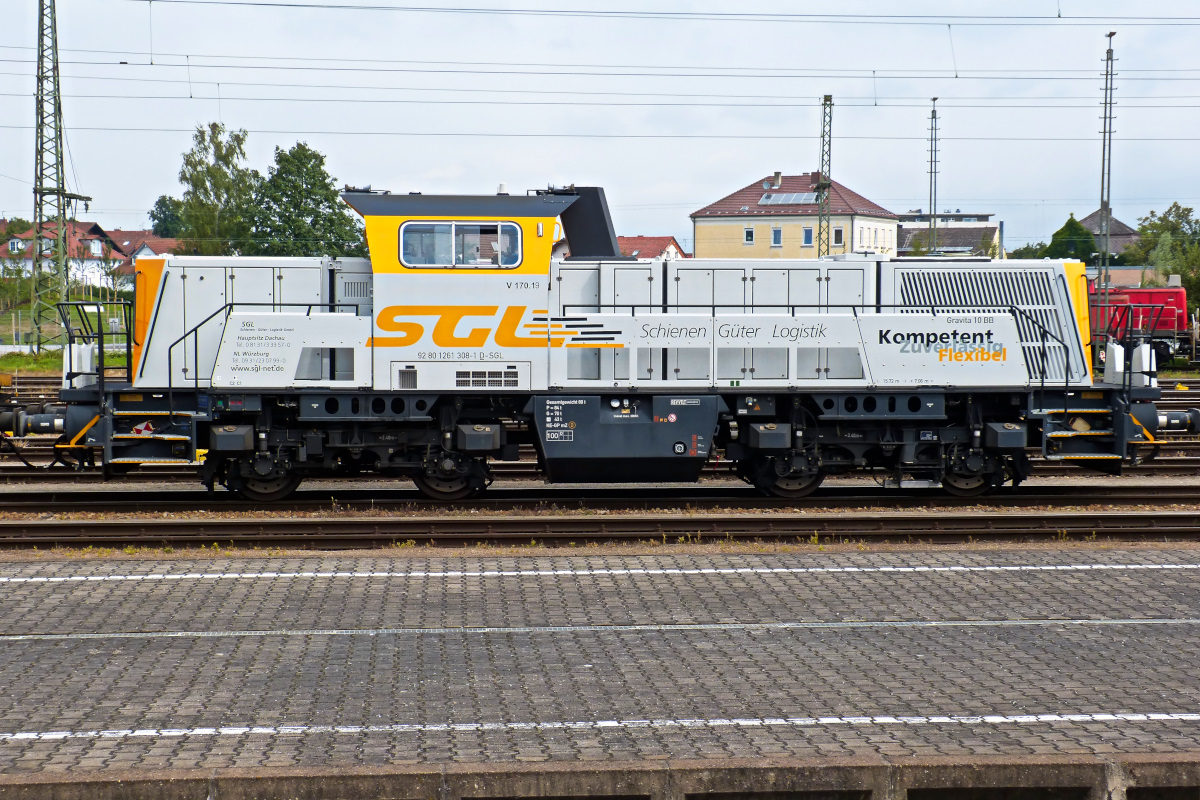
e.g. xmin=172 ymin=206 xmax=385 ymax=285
xmin=3 ymin=1 xmax=1200 ymax=252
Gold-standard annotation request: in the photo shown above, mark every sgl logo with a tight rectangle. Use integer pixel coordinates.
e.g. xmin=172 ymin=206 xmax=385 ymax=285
xmin=370 ymin=305 xmax=577 ymax=348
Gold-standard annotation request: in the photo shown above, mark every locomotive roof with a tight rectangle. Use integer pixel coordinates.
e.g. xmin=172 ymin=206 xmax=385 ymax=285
xmin=340 ymin=192 xmax=578 ymax=218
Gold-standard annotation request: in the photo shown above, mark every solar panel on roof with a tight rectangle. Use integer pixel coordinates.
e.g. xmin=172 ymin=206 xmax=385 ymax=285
xmin=758 ymin=192 xmax=817 ymax=206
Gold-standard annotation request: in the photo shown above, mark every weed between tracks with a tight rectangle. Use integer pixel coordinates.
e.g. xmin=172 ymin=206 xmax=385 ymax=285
xmin=7 ymin=532 xmax=1200 ymax=563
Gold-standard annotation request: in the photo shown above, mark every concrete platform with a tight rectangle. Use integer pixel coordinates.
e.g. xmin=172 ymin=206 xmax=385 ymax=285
xmin=2 ymin=548 xmax=1200 ymax=796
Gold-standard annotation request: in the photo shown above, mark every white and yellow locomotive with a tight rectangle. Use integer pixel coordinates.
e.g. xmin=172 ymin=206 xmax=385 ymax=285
xmin=50 ymin=186 xmax=1194 ymax=500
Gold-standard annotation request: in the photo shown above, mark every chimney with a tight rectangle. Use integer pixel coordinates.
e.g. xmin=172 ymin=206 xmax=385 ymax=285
xmin=772 ymin=171 xmax=782 ymax=189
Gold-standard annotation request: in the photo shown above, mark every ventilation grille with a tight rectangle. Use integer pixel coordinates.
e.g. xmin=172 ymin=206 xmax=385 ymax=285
xmin=456 ymin=370 xmax=520 ymax=388
xmin=395 ymin=370 xmax=417 ymax=389
xmin=340 ymin=280 xmax=371 ymax=299
xmin=896 ymin=269 xmax=1075 ymax=382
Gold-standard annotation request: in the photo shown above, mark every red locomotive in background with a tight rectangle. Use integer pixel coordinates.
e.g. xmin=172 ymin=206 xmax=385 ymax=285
xmin=1089 ymin=282 xmax=1191 ymax=365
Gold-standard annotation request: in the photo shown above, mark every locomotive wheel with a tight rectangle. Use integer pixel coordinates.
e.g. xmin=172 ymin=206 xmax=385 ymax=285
xmin=764 ymin=470 xmax=824 ymax=499
xmin=235 ymin=473 xmax=303 ymax=502
xmin=941 ymin=471 xmax=990 ymax=497
xmin=413 ymin=470 xmax=476 ymax=501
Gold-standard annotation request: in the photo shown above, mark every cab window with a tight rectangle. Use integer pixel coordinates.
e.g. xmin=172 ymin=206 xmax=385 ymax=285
xmin=400 ymin=221 xmax=521 ymax=268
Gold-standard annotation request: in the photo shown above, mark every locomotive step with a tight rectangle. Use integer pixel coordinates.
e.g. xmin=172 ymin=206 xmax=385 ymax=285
xmin=111 ymin=433 xmax=192 ymax=441
xmin=1040 ymin=453 xmax=1123 ymax=460
xmin=108 ymin=457 xmax=202 ymax=465
xmin=1029 ymin=408 xmax=1114 ymax=415
xmin=1045 ymin=430 xmax=1115 ymax=438
xmin=111 ymin=410 xmax=199 ymax=417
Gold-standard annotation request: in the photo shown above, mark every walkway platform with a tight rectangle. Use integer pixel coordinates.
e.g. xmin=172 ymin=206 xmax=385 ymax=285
xmin=1 ymin=548 xmax=1199 ymax=797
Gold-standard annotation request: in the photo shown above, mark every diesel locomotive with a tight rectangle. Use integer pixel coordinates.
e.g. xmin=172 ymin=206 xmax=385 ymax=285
xmin=28 ymin=185 xmax=1199 ymax=500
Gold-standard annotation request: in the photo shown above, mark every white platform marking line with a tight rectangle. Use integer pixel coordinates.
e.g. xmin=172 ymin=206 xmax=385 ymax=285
xmin=1 ymin=563 xmax=1197 ymax=584
xmin=3 ymin=711 xmax=1199 ymax=742
xmin=4 ymin=617 xmax=1200 ymax=642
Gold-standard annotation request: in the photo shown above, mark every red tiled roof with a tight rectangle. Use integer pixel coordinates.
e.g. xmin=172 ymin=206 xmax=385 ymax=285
xmin=616 ymin=235 xmax=689 ymax=258
xmin=11 ymin=221 xmax=121 ymax=262
xmin=691 ymin=173 xmax=895 ymax=219
xmin=107 ymin=229 xmax=181 ymax=258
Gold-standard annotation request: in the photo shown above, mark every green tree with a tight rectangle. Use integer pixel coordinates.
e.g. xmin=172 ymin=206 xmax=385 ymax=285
xmin=244 ymin=142 xmax=366 ymax=257
xmin=1008 ymin=241 xmax=1047 ymax=259
xmin=178 ymin=122 xmax=259 ymax=255
xmin=907 ymin=229 xmax=930 ymax=256
xmin=978 ymin=230 xmax=999 ymax=259
xmin=1123 ymin=202 xmax=1200 ymax=265
xmin=1 ymin=217 xmax=32 ymax=238
xmin=149 ymin=195 xmax=184 ymax=237
xmin=1042 ymin=214 xmax=1097 ymax=262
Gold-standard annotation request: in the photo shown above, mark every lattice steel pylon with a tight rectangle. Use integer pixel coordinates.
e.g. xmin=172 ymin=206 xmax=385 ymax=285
xmin=1098 ymin=32 xmax=1118 ymax=346
xmin=927 ymin=97 xmax=939 ymax=254
xmin=32 ymin=0 xmax=88 ymax=351
xmin=815 ymin=95 xmax=833 ymax=258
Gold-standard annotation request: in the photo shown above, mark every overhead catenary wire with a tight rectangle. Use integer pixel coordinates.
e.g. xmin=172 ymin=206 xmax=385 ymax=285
xmin=4 ymin=43 xmax=1200 ymax=78
xmin=3 ymin=91 xmax=1200 ymax=111
xmin=7 ymin=54 xmax=1200 ymax=82
xmin=107 ymin=1 xmax=1200 ymax=27
xmin=4 ymin=64 xmax=1200 ymax=104
xmin=2 ymin=124 xmax=1199 ymax=142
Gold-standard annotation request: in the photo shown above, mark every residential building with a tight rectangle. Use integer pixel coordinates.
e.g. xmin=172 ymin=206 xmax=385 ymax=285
xmin=551 ymin=235 xmax=691 ymax=260
xmin=617 ymin=236 xmax=689 ymax=260
xmin=108 ymin=229 xmax=181 ymax=265
xmin=690 ymin=172 xmax=897 ymax=259
xmin=108 ymin=229 xmax=181 ymax=289
xmin=4 ymin=221 xmax=125 ymax=286
xmin=895 ymin=210 xmax=1004 ymax=258
xmin=1079 ymin=208 xmax=1140 ymax=255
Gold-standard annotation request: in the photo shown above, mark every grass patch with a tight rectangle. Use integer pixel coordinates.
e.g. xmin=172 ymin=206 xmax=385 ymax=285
xmin=0 ymin=349 xmax=65 ymax=375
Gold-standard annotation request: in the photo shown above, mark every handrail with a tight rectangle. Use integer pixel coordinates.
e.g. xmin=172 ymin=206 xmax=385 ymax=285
xmin=131 ymin=270 xmax=145 ymax=348
xmin=55 ymin=300 xmax=135 ymax=405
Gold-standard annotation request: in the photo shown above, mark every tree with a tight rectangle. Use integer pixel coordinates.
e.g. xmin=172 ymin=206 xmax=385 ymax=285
xmin=1 ymin=217 xmax=32 ymax=238
xmin=1008 ymin=241 xmax=1047 ymax=259
xmin=149 ymin=195 xmax=184 ymax=237
xmin=1114 ymin=203 xmax=1200 ymax=311
xmin=177 ymin=123 xmax=259 ymax=255
xmin=1042 ymin=214 xmax=1097 ymax=262
xmin=243 ymin=142 xmax=366 ymax=258
xmin=907 ymin=229 xmax=930 ymax=256
xmin=1123 ymin=202 xmax=1200 ymax=266
xmin=978 ymin=230 xmax=999 ymax=259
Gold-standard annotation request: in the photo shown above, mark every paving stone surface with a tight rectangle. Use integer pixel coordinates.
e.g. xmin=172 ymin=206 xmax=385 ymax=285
xmin=0 ymin=547 xmax=1199 ymax=773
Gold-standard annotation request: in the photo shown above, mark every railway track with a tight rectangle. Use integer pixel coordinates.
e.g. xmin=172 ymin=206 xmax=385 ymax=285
xmin=3 ymin=376 xmax=1200 ymax=482
xmin=5 ymin=453 xmax=1200 ymax=482
xmin=0 ymin=482 xmax=1198 ymax=516
xmin=1 ymin=508 xmax=1198 ymax=548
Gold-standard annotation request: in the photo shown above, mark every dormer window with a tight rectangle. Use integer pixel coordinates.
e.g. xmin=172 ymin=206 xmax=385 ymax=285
xmin=90 ymin=239 xmax=102 ymax=257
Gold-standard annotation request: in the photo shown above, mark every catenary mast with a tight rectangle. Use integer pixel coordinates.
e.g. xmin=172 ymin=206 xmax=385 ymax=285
xmin=32 ymin=0 xmax=89 ymax=351
xmin=1098 ymin=32 xmax=1117 ymax=352
xmin=815 ymin=95 xmax=833 ymax=258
